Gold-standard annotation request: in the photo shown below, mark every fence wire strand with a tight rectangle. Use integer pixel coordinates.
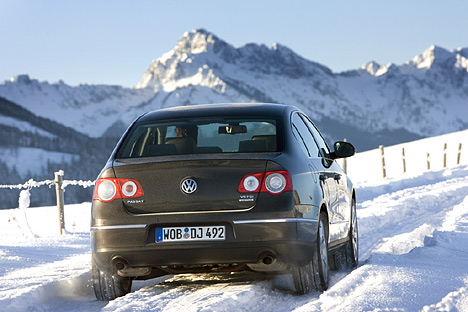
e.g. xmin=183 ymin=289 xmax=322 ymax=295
xmin=0 ymin=179 xmax=95 ymax=190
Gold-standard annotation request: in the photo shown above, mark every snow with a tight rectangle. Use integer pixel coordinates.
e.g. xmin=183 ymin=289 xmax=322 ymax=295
xmin=412 ymin=45 xmax=453 ymax=70
xmin=1 ymin=133 xmax=468 ymax=311
xmin=361 ymin=61 xmax=381 ymax=75
xmin=455 ymin=54 xmax=468 ymax=71
xmin=347 ymin=128 xmax=468 ymax=182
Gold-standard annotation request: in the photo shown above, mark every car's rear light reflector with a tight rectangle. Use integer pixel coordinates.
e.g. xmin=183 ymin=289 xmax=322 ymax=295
xmin=238 ymin=170 xmax=292 ymax=195
xmin=243 ymin=176 xmax=260 ymax=192
xmin=238 ymin=172 xmax=264 ymax=193
xmin=122 ymin=180 xmax=138 ymax=197
xmin=93 ymin=178 xmax=143 ymax=202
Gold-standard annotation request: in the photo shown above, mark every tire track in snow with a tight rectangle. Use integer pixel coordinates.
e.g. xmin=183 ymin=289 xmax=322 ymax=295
xmin=357 ymin=172 xmax=468 ymax=260
xmin=103 ymin=273 xmax=311 ymax=312
xmin=421 ymin=198 xmax=468 ymax=312
xmin=0 ymin=254 xmax=101 ymax=312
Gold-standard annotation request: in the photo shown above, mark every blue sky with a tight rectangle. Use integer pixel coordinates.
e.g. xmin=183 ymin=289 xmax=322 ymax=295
xmin=1 ymin=0 xmax=467 ymax=87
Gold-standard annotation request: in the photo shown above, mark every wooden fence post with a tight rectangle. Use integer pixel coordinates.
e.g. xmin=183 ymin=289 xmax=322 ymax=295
xmin=458 ymin=143 xmax=462 ymax=165
xmin=402 ymin=147 xmax=406 ymax=174
xmin=54 ymin=171 xmax=65 ymax=235
xmin=379 ymin=145 xmax=386 ymax=178
xmin=342 ymin=138 xmax=347 ymax=174
xmin=443 ymin=143 xmax=447 ymax=168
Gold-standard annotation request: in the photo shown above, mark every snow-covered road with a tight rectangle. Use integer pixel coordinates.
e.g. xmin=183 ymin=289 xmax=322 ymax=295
xmin=1 ymin=166 xmax=468 ymax=311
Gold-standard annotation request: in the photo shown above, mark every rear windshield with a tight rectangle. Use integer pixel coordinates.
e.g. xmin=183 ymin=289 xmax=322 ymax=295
xmin=116 ymin=118 xmax=281 ymax=158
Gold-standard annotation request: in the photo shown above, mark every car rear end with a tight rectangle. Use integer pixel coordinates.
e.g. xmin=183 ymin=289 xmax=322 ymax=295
xmin=91 ymin=104 xmax=316 ymax=279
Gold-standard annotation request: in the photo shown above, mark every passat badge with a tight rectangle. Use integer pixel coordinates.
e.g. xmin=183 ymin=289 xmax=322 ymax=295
xmin=181 ymin=178 xmax=197 ymax=195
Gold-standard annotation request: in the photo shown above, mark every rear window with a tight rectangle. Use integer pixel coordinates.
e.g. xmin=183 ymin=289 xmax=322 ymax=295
xmin=116 ymin=118 xmax=281 ymax=158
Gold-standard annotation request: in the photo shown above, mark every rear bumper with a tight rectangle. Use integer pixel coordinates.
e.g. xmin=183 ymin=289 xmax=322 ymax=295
xmin=92 ymin=218 xmax=319 ymax=274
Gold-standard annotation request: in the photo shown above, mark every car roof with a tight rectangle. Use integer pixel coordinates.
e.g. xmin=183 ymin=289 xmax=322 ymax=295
xmin=137 ymin=103 xmax=296 ymax=122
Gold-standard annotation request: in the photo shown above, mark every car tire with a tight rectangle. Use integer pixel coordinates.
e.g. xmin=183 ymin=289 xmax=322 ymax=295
xmin=345 ymin=198 xmax=358 ymax=269
xmin=292 ymin=211 xmax=329 ymax=294
xmin=92 ymin=259 xmax=132 ymax=301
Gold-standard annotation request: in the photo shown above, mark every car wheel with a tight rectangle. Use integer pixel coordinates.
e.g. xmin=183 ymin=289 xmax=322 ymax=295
xmin=345 ymin=198 xmax=358 ymax=269
xmin=293 ymin=211 xmax=329 ymax=294
xmin=92 ymin=259 xmax=132 ymax=301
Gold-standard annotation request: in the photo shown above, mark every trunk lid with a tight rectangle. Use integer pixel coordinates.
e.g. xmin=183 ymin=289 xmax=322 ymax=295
xmin=112 ymin=158 xmax=268 ymax=214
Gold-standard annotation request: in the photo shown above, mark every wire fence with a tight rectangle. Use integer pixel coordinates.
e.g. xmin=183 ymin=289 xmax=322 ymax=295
xmin=0 ymin=171 xmax=95 ymax=191
xmin=1 ymin=170 xmax=95 ymax=235
xmin=346 ymin=129 xmax=468 ymax=182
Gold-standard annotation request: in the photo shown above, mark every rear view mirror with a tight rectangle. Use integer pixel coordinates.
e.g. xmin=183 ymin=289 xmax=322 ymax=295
xmin=219 ymin=125 xmax=247 ymax=135
xmin=333 ymin=141 xmax=356 ymax=158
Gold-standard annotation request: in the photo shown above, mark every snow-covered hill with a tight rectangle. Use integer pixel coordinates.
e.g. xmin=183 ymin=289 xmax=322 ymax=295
xmin=1 ymin=163 xmax=467 ymax=311
xmin=347 ymin=128 xmax=468 ymax=182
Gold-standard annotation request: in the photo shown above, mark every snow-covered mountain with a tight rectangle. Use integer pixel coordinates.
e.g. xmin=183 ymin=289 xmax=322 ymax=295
xmin=0 ymin=28 xmax=467 ymax=207
xmin=133 ymin=30 xmax=467 ymax=143
xmin=340 ymin=45 xmax=468 ymax=137
xmin=2 ymin=29 xmax=467 ymax=145
xmin=0 ymin=75 xmax=154 ymax=138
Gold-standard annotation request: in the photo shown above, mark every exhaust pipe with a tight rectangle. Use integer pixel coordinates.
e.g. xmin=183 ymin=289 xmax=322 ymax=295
xmin=262 ymin=256 xmax=274 ymax=265
xmin=111 ymin=257 xmax=129 ymax=271
xmin=111 ymin=257 xmax=151 ymax=277
xmin=248 ymin=253 xmax=289 ymax=272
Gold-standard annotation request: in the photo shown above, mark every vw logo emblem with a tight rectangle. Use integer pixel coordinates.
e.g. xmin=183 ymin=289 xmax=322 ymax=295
xmin=181 ymin=178 xmax=197 ymax=195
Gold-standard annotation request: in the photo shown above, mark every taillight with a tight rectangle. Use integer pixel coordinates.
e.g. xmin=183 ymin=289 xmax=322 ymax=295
xmin=264 ymin=172 xmax=288 ymax=194
xmin=96 ymin=179 xmax=117 ymax=202
xmin=93 ymin=178 xmax=143 ymax=202
xmin=238 ymin=170 xmax=292 ymax=195
xmin=122 ymin=180 xmax=138 ymax=197
xmin=237 ymin=172 xmax=264 ymax=193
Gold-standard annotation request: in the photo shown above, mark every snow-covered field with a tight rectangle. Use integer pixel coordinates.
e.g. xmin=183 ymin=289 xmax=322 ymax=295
xmin=346 ymin=129 xmax=468 ymax=183
xmin=1 ymin=162 xmax=467 ymax=311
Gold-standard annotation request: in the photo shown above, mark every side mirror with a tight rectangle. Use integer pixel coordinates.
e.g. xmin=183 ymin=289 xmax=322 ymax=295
xmin=332 ymin=141 xmax=356 ymax=159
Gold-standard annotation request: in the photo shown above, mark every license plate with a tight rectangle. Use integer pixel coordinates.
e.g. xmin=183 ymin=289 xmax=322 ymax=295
xmin=156 ymin=226 xmax=226 ymax=243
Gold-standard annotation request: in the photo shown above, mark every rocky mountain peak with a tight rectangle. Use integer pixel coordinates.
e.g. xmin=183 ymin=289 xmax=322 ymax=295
xmin=8 ymin=74 xmax=32 ymax=84
xmin=135 ymin=29 xmax=238 ymax=90
xmin=362 ymin=61 xmax=381 ymax=75
xmin=412 ymin=45 xmax=453 ymax=70
xmin=175 ymin=29 xmax=231 ymax=56
xmin=136 ymin=29 xmax=334 ymax=90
